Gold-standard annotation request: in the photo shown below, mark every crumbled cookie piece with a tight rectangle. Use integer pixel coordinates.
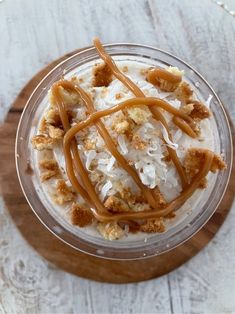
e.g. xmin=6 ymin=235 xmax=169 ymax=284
xmin=187 ymin=101 xmax=211 ymax=120
xmin=40 ymin=170 xmax=59 ymax=182
xmin=49 ymin=87 xmax=80 ymax=107
xmin=175 ymin=82 xmax=193 ymax=103
xmin=31 ymin=135 xmax=54 ymax=150
xmin=45 ymin=108 xmax=62 ymax=126
xmin=39 ymin=118 xmax=48 ymax=133
xmin=112 ymin=116 xmax=130 ymax=134
xmin=48 ymin=125 xmax=64 ymax=139
xmin=115 ymin=93 xmax=123 ymax=100
xmin=40 ymin=159 xmax=59 ymax=171
xmin=104 ymin=196 xmax=130 ymax=213
xmin=184 ymin=148 xmax=226 ymax=187
xmin=70 ymin=203 xmax=93 ymax=227
xmin=97 ymin=222 xmax=125 ymax=240
xmin=127 ymin=106 xmax=152 ymax=125
xmin=140 ymin=218 xmax=165 ymax=233
xmin=84 ymin=138 xmax=96 ymax=150
xmin=53 ymin=179 xmax=75 ymax=204
xmin=147 ymin=67 xmax=182 ymax=92
xmin=132 ymin=134 xmax=147 ymax=150
xmin=181 ymin=103 xmax=195 ymax=115
xmin=153 ymin=187 xmax=167 ymax=208
xmin=92 ymin=63 xmax=113 ymax=87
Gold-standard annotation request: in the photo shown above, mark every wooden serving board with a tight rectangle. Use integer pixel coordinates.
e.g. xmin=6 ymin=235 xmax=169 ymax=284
xmin=0 ymin=49 xmax=234 ymax=283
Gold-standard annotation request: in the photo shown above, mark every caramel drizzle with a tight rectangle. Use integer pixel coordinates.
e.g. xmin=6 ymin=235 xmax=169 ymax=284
xmin=93 ymin=38 xmax=197 ymax=188
xmin=62 ymin=96 xmax=213 ymax=222
xmin=51 ymin=39 xmax=213 ymax=222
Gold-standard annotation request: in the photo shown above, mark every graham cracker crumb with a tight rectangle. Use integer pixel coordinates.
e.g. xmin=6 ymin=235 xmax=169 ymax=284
xmin=132 ymin=134 xmax=147 ymax=150
xmin=31 ymin=135 xmax=54 ymax=150
xmin=50 ymin=86 xmax=80 ymax=107
xmin=188 ymin=101 xmax=211 ymax=120
xmin=45 ymin=108 xmax=62 ymax=126
xmin=140 ymin=217 xmax=165 ymax=233
xmin=115 ymin=93 xmax=123 ymax=100
xmin=104 ymin=196 xmax=130 ymax=213
xmin=97 ymin=222 xmax=125 ymax=240
xmin=92 ymin=63 xmax=113 ymax=87
xmin=53 ymin=179 xmax=75 ymax=205
xmin=40 ymin=159 xmax=59 ymax=171
xmin=39 ymin=118 xmax=48 ymax=133
xmin=184 ymin=148 xmax=226 ymax=188
xmin=112 ymin=116 xmax=130 ymax=134
xmin=48 ymin=125 xmax=64 ymax=139
xmin=84 ymin=138 xmax=96 ymax=150
xmin=175 ymin=82 xmax=193 ymax=103
xmin=70 ymin=203 xmax=93 ymax=227
xmin=127 ymin=106 xmax=152 ymax=125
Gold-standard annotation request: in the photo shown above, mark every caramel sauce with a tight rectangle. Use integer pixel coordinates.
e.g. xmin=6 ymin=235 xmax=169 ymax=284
xmin=50 ymin=38 xmax=214 ymax=222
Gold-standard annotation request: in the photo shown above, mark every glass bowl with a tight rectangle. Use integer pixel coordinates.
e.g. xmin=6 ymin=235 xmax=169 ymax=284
xmin=15 ymin=43 xmax=233 ymax=260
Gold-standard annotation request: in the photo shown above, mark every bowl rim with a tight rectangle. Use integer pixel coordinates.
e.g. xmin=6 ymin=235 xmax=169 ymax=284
xmin=15 ymin=43 xmax=233 ymax=260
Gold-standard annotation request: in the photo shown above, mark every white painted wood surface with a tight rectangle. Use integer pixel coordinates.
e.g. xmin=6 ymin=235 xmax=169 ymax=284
xmin=0 ymin=0 xmax=234 ymax=313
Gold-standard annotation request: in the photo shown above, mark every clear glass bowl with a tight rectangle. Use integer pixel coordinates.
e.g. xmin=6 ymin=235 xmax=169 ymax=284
xmin=15 ymin=44 xmax=233 ymax=260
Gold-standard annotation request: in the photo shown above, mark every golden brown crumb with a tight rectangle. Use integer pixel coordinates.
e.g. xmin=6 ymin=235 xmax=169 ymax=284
xmin=83 ymin=138 xmax=96 ymax=150
xmin=122 ymin=66 xmax=128 ymax=73
xmin=184 ymin=148 xmax=226 ymax=188
xmin=97 ymin=222 xmax=124 ymax=240
xmin=45 ymin=108 xmax=62 ymax=126
xmin=70 ymin=203 xmax=93 ymax=227
xmin=140 ymin=218 xmax=165 ymax=233
xmin=181 ymin=103 xmax=194 ymax=115
xmin=175 ymin=82 xmax=193 ymax=103
xmin=53 ymin=179 xmax=75 ymax=204
xmin=104 ymin=195 xmax=130 ymax=213
xmin=112 ymin=115 xmax=130 ymax=134
xmin=40 ymin=159 xmax=59 ymax=171
xmin=40 ymin=170 xmax=59 ymax=182
xmin=31 ymin=135 xmax=54 ymax=150
xmin=45 ymin=108 xmax=74 ymax=127
xmin=153 ymin=187 xmax=167 ymax=208
xmin=132 ymin=134 xmax=147 ymax=150
xmin=92 ymin=63 xmax=113 ymax=87
xmin=48 ymin=125 xmax=64 ymax=139
xmin=39 ymin=118 xmax=48 ymax=133
xmin=115 ymin=93 xmax=123 ymax=100
xmin=127 ymin=106 xmax=152 ymax=125
xmin=188 ymin=101 xmax=211 ymax=120
xmin=49 ymin=87 xmax=80 ymax=107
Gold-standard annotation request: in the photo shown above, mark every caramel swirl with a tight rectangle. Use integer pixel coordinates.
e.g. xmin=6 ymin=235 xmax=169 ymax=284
xmin=93 ymin=38 xmax=191 ymax=187
xmin=50 ymin=39 xmax=214 ymax=223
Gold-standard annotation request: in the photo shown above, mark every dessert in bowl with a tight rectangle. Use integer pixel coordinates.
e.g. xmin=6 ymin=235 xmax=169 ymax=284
xmin=16 ymin=39 xmax=232 ymax=259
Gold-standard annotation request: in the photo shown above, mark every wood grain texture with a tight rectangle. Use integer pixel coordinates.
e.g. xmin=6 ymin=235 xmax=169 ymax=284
xmin=1 ymin=56 xmax=234 ymax=285
xmin=0 ymin=0 xmax=235 ymax=313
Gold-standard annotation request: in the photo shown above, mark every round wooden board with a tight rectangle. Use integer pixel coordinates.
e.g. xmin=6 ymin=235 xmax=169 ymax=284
xmin=0 ymin=49 xmax=234 ymax=284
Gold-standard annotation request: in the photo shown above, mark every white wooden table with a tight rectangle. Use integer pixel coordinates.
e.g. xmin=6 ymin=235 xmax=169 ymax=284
xmin=0 ymin=1 xmax=235 ymax=313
